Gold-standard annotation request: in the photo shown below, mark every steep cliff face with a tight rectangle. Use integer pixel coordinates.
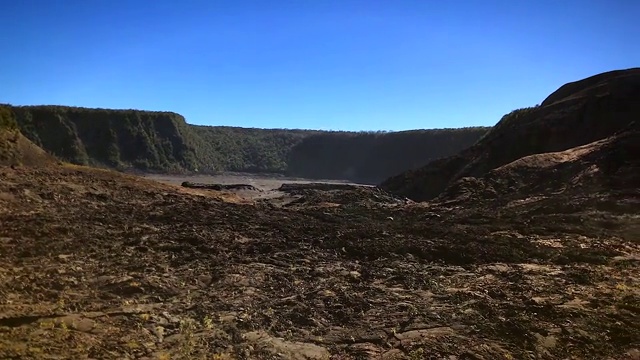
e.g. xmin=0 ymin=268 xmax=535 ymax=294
xmin=286 ymin=128 xmax=488 ymax=183
xmin=7 ymin=104 xmax=490 ymax=180
xmin=12 ymin=106 xmax=199 ymax=171
xmin=380 ymin=68 xmax=640 ymax=201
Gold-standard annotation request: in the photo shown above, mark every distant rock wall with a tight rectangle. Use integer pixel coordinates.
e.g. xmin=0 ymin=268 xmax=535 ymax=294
xmin=8 ymin=105 xmax=489 ymax=182
xmin=12 ymin=105 xmax=198 ymax=171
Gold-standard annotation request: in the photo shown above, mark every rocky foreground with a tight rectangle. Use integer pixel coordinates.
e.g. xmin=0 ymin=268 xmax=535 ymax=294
xmin=0 ymin=164 xmax=638 ymax=359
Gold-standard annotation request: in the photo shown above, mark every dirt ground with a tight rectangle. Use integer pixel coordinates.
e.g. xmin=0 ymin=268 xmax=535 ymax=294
xmin=1 ymin=165 xmax=639 ymax=359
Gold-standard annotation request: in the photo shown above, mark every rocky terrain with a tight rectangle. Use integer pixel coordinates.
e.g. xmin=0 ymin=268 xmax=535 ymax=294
xmin=381 ymin=68 xmax=640 ymax=201
xmin=0 ymin=69 xmax=639 ymax=359
xmin=1 ymin=163 xmax=638 ymax=360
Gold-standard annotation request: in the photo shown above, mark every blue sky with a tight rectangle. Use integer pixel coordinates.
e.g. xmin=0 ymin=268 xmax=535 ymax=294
xmin=1 ymin=0 xmax=638 ymax=131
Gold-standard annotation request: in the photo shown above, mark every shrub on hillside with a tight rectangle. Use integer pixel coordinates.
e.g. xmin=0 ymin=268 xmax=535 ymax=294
xmin=0 ymin=105 xmax=18 ymax=130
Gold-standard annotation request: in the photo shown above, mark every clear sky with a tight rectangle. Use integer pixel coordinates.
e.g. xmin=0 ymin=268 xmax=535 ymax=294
xmin=1 ymin=0 xmax=638 ymax=131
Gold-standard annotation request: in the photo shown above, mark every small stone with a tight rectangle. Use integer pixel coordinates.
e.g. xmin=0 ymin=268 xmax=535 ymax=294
xmin=627 ymin=349 xmax=640 ymax=360
xmin=56 ymin=315 xmax=95 ymax=332
xmin=197 ymin=275 xmax=212 ymax=287
xmin=317 ymin=290 xmax=336 ymax=298
xmin=381 ymin=348 xmax=404 ymax=359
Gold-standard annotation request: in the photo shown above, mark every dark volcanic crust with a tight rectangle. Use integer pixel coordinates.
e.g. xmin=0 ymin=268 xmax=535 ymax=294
xmin=0 ymin=165 xmax=638 ymax=359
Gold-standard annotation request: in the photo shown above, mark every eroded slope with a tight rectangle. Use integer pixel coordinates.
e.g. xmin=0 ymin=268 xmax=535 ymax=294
xmin=381 ymin=68 xmax=640 ymax=201
xmin=0 ymin=106 xmax=56 ymax=167
xmin=438 ymin=128 xmax=640 ymax=206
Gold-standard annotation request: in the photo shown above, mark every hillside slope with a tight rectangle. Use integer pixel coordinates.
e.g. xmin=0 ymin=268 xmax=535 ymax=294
xmin=0 ymin=106 xmax=56 ymax=167
xmin=9 ymin=105 xmax=488 ymax=181
xmin=381 ymin=68 xmax=640 ymax=201
xmin=439 ymin=128 xmax=639 ymax=206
